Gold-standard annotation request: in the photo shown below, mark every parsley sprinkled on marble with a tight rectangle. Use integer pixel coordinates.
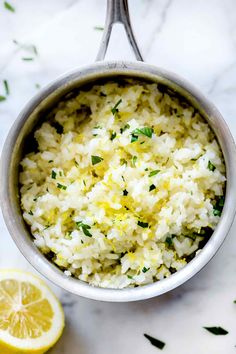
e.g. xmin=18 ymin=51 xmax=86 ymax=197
xmin=204 ymin=326 xmax=228 ymax=335
xmin=4 ymin=1 xmax=15 ymax=12
xmin=144 ymin=334 xmax=165 ymax=350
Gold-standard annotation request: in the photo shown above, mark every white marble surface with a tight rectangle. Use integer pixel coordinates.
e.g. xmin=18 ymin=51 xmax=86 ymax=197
xmin=1 ymin=0 xmax=236 ymax=353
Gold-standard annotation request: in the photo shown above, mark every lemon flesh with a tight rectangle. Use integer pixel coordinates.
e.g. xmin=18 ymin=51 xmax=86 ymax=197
xmin=0 ymin=270 xmax=64 ymax=354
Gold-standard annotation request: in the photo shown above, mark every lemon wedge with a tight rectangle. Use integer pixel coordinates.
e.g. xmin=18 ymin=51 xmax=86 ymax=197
xmin=0 ymin=270 xmax=65 ymax=354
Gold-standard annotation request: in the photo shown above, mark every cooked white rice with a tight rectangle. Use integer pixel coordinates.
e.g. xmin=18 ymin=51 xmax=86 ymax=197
xmin=19 ymin=80 xmax=226 ymax=289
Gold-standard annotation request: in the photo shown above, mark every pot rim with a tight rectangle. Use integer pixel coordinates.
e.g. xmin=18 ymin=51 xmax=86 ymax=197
xmin=1 ymin=60 xmax=236 ymax=302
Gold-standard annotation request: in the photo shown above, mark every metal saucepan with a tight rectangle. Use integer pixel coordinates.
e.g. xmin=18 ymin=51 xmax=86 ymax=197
xmin=1 ymin=0 xmax=236 ymax=302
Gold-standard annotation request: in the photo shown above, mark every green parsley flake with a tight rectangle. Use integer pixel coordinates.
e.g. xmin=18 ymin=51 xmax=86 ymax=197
xmin=4 ymin=1 xmax=15 ymax=12
xmin=131 ymin=133 xmax=138 ymax=143
xmin=204 ymin=327 xmax=228 ymax=335
xmin=51 ymin=170 xmax=57 ymax=179
xmin=43 ymin=224 xmax=51 ymax=230
xmin=138 ymin=221 xmax=149 ymax=228
xmin=208 ymin=160 xmax=216 ymax=171
xmin=123 ymin=189 xmax=128 ymax=196
xmin=111 ymin=99 xmax=122 ymax=115
xmin=110 ymin=131 xmax=117 ymax=141
xmin=94 ymin=26 xmax=104 ymax=31
xmin=149 ymin=184 xmax=156 ymax=192
xmin=142 ymin=267 xmax=150 ymax=273
xmin=144 ymin=334 xmax=165 ymax=350
xmin=57 ymin=183 xmax=67 ymax=190
xmin=3 ymin=80 xmax=9 ymax=95
xmin=28 ymin=210 xmax=33 ymax=215
xmin=32 ymin=45 xmax=38 ymax=56
xmin=120 ymin=123 xmax=130 ymax=133
xmin=149 ymin=170 xmax=160 ymax=177
xmin=76 ymin=221 xmax=92 ymax=237
xmin=0 ymin=96 xmax=6 ymax=102
xmin=132 ymin=156 xmax=137 ymax=167
xmin=132 ymin=127 xmax=153 ymax=138
xmin=213 ymin=196 xmax=224 ymax=216
xmin=165 ymin=236 xmax=173 ymax=247
xmin=91 ymin=155 xmax=104 ymax=165
xmin=22 ymin=57 xmax=34 ymax=61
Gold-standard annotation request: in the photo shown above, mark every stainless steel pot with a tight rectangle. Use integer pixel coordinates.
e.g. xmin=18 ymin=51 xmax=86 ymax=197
xmin=1 ymin=0 xmax=236 ymax=302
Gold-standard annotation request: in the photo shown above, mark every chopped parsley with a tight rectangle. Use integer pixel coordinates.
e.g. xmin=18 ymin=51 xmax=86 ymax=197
xmin=0 ymin=96 xmax=6 ymax=102
xmin=32 ymin=45 xmax=38 ymax=56
xmin=204 ymin=327 xmax=228 ymax=335
xmin=13 ymin=40 xmax=38 ymax=57
xmin=76 ymin=221 xmax=92 ymax=237
xmin=3 ymin=80 xmax=9 ymax=95
xmin=213 ymin=209 xmax=221 ymax=216
xmin=4 ymin=1 xmax=15 ymax=12
xmin=131 ymin=155 xmax=137 ymax=167
xmin=144 ymin=334 xmax=165 ymax=350
xmin=120 ymin=123 xmax=130 ymax=134
xmin=111 ymin=99 xmax=122 ymax=115
xmin=149 ymin=170 xmax=160 ymax=177
xmin=142 ymin=267 xmax=150 ymax=273
xmin=149 ymin=184 xmax=156 ymax=192
xmin=43 ymin=224 xmax=51 ymax=230
xmin=208 ymin=160 xmax=216 ymax=171
xmin=94 ymin=26 xmax=104 ymax=31
xmin=28 ymin=210 xmax=33 ymax=215
xmin=110 ymin=131 xmax=117 ymax=141
xmin=131 ymin=133 xmax=138 ymax=143
xmin=165 ymin=236 xmax=173 ymax=247
xmin=57 ymin=183 xmax=67 ymax=190
xmin=138 ymin=221 xmax=149 ymax=228
xmin=22 ymin=57 xmax=34 ymax=61
xmin=127 ymin=275 xmax=133 ymax=279
xmin=213 ymin=196 xmax=224 ymax=216
xmin=132 ymin=127 xmax=153 ymax=138
xmin=120 ymin=158 xmax=127 ymax=166
xmin=51 ymin=170 xmax=57 ymax=179
xmin=91 ymin=155 xmax=103 ymax=165
xmin=123 ymin=189 xmax=128 ymax=196
xmin=48 ymin=160 xmax=53 ymax=163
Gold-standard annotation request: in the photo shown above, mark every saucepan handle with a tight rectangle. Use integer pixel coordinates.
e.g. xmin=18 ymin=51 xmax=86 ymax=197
xmin=96 ymin=0 xmax=143 ymax=61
